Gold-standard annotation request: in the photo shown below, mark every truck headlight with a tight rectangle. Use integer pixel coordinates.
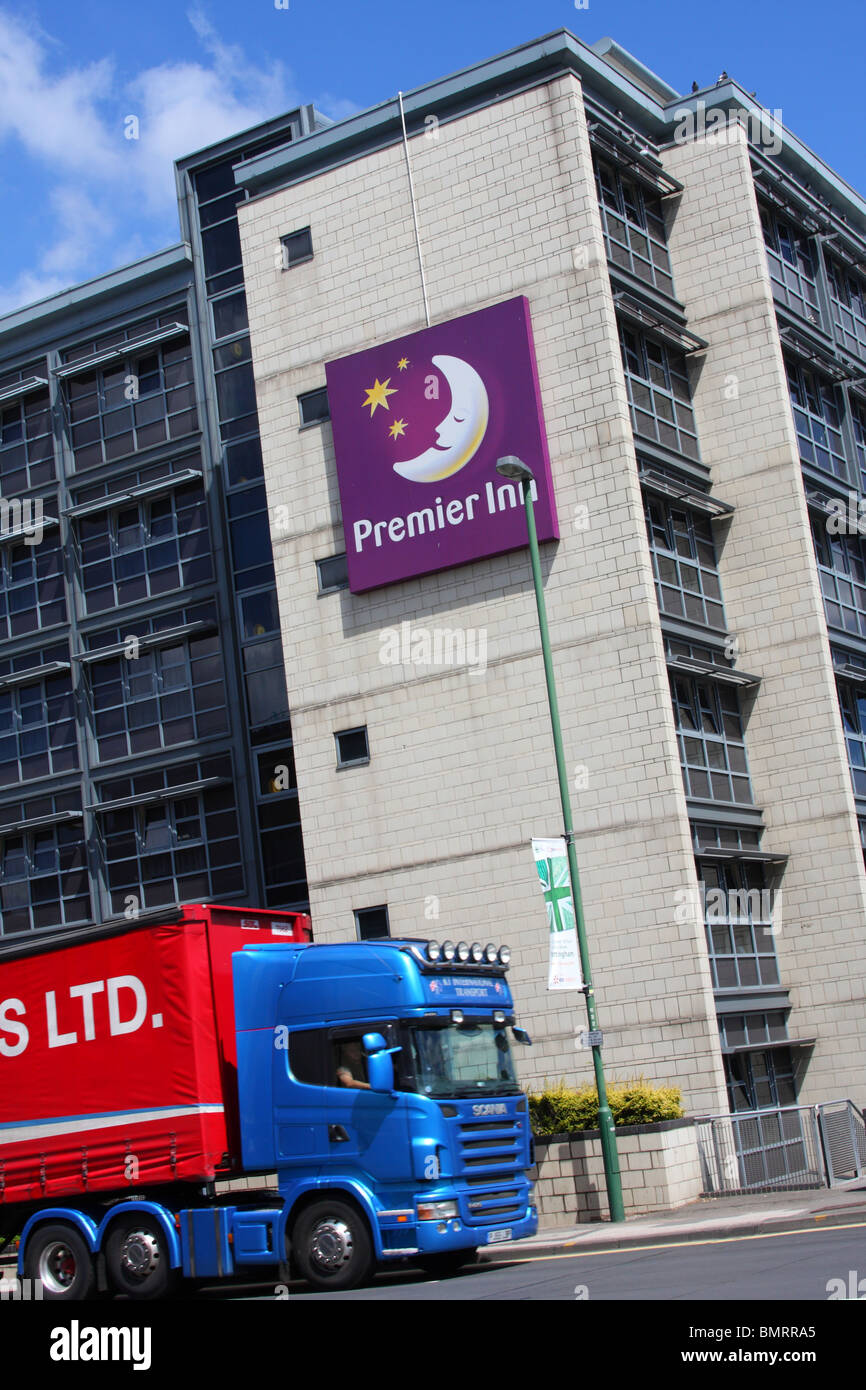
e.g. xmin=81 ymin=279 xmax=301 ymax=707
xmin=417 ymin=1200 xmax=459 ymax=1221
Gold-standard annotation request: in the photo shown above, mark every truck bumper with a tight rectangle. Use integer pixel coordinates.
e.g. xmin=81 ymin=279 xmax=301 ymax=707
xmin=379 ymin=1203 xmax=538 ymax=1260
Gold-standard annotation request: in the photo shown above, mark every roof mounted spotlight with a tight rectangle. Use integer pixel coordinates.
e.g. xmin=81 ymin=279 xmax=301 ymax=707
xmin=440 ymin=940 xmax=456 ymax=962
xmin=455 ymin=941 xmax=471 ymax=963
xmin=498 ymin=946 xmax=511 ymax=967
xmin=425 ymin=941 xmax=441 ymax=963
xmin=470 ymin=942 xmax=484 ymax=964
xmin=483 ymin=943 xmax=498 ymax=964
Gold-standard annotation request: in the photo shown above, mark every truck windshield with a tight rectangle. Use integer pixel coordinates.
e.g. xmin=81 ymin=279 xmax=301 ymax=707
xmin=407 ymin=1022 xmax=520 ymax=1098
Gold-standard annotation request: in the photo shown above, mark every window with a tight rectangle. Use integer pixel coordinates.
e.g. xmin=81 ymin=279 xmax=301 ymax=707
xmin=594 ymin=158 xmax=674 ymax=297
xmin=851 ymin=397 xmax=866 ymax=494
xmin=0 ymin=385 xmax=54 ymax=490
xmin=243 ymin=638 xmax=290 ymax=728
xmin=336 ymin=727 xmax=369 ymax=768
xmin=786 ymin=358 xmax=846 ymax=479
xmin=298 ymin=388 xmax=330 ymax=427
xmin=100 ymin=779 xmax=244 ymax=914
xmin=759 ymin=205 xmax=821 ymax=324
xmin=65 ymin=338 xmax=197 ymax=470
xmin=0 ymin=536 xmax=66 ymax=639
xmin=0 ymin=820 xmax=90 ymax=934
xmin=211 ymin=290 xmax=249 ymax=342
xmin=697 ymin=860 xmax=778 ymax=990
xmin=811 ymin=516 xmax=866 ymax=635
xmin=354 ymin=905 xmax=390 ymax=940
xmin=838 ymin=680 xmax=866 ymax=797
xmin=670 ymin=674 xmax=753 ymax=804
xmin=281 ymin=227 xmax=313 ymax=269
xmin=827 ymin=258 xmax=866 ymax=360
xmin=316 ymin=553 xmax=348 ymax=594
xmin=644 ymin=495 xmax=725 ymax=628
xmin=76 ymin=481 xmax=212 ymax=613
xmin=89 ymin=634 xmax=228 ymax=763
xmin=619 ymin=325 xmax=698 ymax=459
xmin=0 ymin=669 xmax=77 ymax=787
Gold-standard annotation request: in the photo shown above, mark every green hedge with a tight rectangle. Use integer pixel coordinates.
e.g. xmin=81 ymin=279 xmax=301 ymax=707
xmin=529 ymin=1079 xmax=685 ymax=1137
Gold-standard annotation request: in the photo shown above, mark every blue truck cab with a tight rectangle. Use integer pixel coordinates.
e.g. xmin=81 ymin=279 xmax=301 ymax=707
xmin=235 ymin=936 xmax=538 ymax=1289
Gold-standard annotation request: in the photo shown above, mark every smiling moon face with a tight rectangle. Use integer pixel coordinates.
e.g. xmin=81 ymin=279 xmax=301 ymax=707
xmin=393 ymin=354 xmax=489 ymax=483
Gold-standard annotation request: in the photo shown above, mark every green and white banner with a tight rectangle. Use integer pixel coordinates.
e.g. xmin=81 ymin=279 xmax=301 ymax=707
xmin=532 ymin=837 xmax=583 ymax=991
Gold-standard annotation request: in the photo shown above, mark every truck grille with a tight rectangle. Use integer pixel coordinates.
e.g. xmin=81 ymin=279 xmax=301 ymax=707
xmin=456 ymin=1115 xmax=526 ymax=1224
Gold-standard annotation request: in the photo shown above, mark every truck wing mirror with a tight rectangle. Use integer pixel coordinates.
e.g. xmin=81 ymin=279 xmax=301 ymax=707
xmin=512 ymin=1027 xmax=532 ymax=1046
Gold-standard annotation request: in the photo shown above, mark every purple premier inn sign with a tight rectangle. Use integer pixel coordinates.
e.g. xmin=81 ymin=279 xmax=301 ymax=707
xmin=324 ymin=296 xmax=558 ymax=592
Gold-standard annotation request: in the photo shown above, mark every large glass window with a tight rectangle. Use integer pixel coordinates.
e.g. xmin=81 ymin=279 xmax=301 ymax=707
xmin=786 ymin=359 xmax=846 ymax=479
xmin=407 ymin=1022 xmax=520 ymax=1098
xmin=811 ymin=516 xmax=866 ymax=635
xmin=644 ymin=494 xmax=725 ymax=628
xmin=697 ymin=860 xmax=778 ymax=989
xmin=89 ymin=633 xmax=228 ymax=763
xmin=0 ymin=536 xmax=66 ymax=639
xmin=100 ymin=781 xmax=243 ymax=914
xmin=759 ymin=205 xmax=821 ymax=323
xmin=827 ymin=257 xmax=866 ymax=360
xmin=0 ymin=820 xmax=90 ymax=934
xmin=77 ymin=482 xmax=212 ymax=613
xmin=838 ymin=679 xmax=866 ymax=797
xmin=594 ymin=158 xmax=674 ymax=297
xmin=65 ymin=338 xmax=197 ymax=470
xmin=619 ymin=325 xmax=698 ymax=459
xmin=0 ymin=669 xmax=77 ymax=787
xmin=0 ymin=386 xmax=55 ymax=491
xmin=670 ymin=674 xmax=753 ymax=803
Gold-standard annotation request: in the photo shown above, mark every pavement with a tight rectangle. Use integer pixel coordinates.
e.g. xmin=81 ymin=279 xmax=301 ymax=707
xmin=477 ymin=1182 xmax=866 ymax=1261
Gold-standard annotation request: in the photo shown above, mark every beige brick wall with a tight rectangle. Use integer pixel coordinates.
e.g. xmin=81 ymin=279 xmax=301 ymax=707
xmin=238 ymin=74 xmax=729 ymax=1114
xmin=661 ymin=125 xmax=866 ymax=1102
xmin=533 ymin=1121 xmax=703 ymax=1223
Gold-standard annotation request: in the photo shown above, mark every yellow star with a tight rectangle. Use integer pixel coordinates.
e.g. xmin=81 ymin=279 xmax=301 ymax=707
xmin=397 ymin=357 xmax=410 ymax=371
xmin=389 ymin=418 xmax=408 ymax=440
xmin=362 ymin=377 xmax=398 ymax=416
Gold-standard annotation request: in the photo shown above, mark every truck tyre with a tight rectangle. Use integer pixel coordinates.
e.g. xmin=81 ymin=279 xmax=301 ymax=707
xmin=105 ymin=1218 xmax=177 ymax=1300
xmin=292 ymin=1199 xmax=373 ymax=1291
xmin=24 ymin=1223 xmax=95 ymax=1301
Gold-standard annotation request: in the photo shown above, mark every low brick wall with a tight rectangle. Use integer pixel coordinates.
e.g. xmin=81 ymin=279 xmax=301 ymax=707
xmin=531 ymin=1118 xmax=702 ymax=1224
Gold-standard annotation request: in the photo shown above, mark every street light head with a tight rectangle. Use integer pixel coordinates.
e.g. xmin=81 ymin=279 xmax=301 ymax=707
xmin=496 ymin=456 xmax=535 ymax=483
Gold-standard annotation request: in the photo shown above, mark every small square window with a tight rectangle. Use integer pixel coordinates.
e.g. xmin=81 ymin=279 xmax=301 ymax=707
xmin=298 ymin=388 xmax=330 ymax=427
xmin=336 ymin=726 xmax=369 ymax=768
xmin=316 ymin=553 xmax=348 ymax=594
xmin=281 ymin=227 xmax=313 ymax=269
xmin=355 ymin=905 xmax=390 ymax=941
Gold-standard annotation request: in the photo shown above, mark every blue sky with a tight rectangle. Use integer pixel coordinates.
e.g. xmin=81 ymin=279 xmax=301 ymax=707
xmin=0 ymin=0 xmax=863 ymax=315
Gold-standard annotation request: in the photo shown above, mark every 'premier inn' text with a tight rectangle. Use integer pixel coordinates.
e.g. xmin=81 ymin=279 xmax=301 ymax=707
xmin=352 ymin=478 xmax=539 ymax=554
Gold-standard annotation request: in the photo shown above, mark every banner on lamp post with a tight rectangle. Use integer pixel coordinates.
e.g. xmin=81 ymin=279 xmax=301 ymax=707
xmin=532 ymin=837 xmax=584 ymax=991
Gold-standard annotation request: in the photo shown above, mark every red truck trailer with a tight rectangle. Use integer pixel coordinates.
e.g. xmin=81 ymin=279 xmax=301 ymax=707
xmin=0 ymin=904 xmax=311 ymax=1212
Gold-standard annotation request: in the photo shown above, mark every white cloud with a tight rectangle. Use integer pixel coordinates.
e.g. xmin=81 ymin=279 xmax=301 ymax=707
xmin=0 ymin=5 xmax=348 ymax=313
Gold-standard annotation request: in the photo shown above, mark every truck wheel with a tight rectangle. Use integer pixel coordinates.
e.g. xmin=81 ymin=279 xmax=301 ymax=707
xmin=293 ymin=1199 xmax=373 ymax=1291
xmin=105 ymin=1218 xmax=176 ymax=1300
xmin=24 ymin=1223 xmax=95 ymax=1301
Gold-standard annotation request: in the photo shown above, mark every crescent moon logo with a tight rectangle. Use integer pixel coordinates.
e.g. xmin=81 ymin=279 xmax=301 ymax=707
xmin=393 ymin=354 xmax=489 ymax=484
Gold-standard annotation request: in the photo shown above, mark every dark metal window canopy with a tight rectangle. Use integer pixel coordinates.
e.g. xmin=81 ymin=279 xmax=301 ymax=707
xmin=641 ymin=468 xmax=734 ymax=518
xmin=0 ymin=809 xmax=83 ymax=836
xmin=696 ymin=847 xmax=788 ymax=866
xmin=722 ymin=1036 xmax=815 ymax=1055
xmin=75 ymin=620 xmax=218 ymax=665
xmin=88 ymin=775 xmax=230 ymax=814
xmin=614 ymin=292 xmax=707 ymax=353
xmin=586 ymin=115 xmax=682 ymax=196
xmin=834 ymin=662 xmax=866 ymax=687
xmin=0 ymin=660 xmax=71 ymax=691
xmin=779 ymin=324 xmax=854 ymax=383
xmin=667 ymin=654 xmax=761 ymax=689
xmin=0 ymin=375 xmax=49 ymax=404
xmin=55 ymin=323 xmax=190 ymax=378
xmin=0 ymin=515 xmax=60 ymax=545
xmin=65 ymin=468 xmax=203 ymax=518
